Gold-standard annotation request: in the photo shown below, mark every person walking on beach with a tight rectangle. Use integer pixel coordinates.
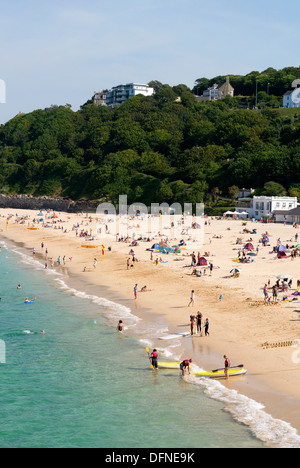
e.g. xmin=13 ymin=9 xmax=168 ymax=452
xmin=224 ymin=355 xmax=230 ymax=380
xmin=204 ymin=318 xmax=210 ymax=336
xmin=134 ymin=284 xmax=138 ymax=300
xmin=188 ymin=290 xmax=195 ymax=307
xmin=180 ymin=359 xmax=192 ymax=376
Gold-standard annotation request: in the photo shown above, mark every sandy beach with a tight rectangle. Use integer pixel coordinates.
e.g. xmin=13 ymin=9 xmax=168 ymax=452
xmin=1 ymin=208 xmax=300 ymax=436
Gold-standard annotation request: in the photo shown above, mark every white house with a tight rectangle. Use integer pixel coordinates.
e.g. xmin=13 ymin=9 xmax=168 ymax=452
xmin=106 ymin=83 xmax=154 ymax=109
xmin=236 ymin=196 xmax=298 ymax=220
xmin=283 ymin=80 xmax=300 ymax=108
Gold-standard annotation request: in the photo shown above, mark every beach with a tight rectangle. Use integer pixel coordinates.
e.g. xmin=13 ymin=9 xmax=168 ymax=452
xmin=1 ymin=208 xmax=300 ymax=444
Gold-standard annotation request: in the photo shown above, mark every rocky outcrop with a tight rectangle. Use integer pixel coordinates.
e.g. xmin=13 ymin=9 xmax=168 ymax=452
xmin=0 ymin=194 xmax=100 ymax=213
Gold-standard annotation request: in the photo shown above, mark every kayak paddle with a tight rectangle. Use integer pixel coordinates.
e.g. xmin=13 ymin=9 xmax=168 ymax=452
xmin=146 ymin=347 xmax=154 ymax=369
xmin=212 ymin=364 xmax=244 ymax=373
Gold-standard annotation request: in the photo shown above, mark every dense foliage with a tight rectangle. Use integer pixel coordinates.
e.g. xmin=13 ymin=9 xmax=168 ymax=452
xmin=193 ymin=66 xmax=300 ymax=109
xmin=0 ymin=72 xmax=300 ymax=206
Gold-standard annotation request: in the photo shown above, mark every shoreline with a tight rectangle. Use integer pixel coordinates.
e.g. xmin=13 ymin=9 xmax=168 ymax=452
xmin=1 ymin=210 xmax=300 ymax=445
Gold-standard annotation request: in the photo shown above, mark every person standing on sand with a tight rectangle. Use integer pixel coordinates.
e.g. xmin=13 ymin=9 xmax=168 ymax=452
xmin=196 ymin=312 xmax=202 ymax=335
xmin=272 ymin=285 xmax=278 ymax=302
xmin=263 ymin=284 xmax=269 ymax=303
xmin=224 ymin=355 xmax=230 ymax=380
xmin=188 ymin=290 xmax=195 ymax=307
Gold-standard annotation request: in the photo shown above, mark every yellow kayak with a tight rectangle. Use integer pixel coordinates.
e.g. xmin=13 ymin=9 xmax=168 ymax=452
xmin=192 ymin=368 xmax=247 ymax=379
xmin=157 ymin=362 xmax=181 ymax=369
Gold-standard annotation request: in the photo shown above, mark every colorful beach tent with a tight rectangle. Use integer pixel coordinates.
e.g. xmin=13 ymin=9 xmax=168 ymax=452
xmin=198 ymin=257 xmax=207 ymax=266
xmin=244 ymin=243 xmax=254 ymax=250
xmin=151 ymin=243 xmax=160 ymax=250
xmin=277 ymin=251 xmax=287 ymax=258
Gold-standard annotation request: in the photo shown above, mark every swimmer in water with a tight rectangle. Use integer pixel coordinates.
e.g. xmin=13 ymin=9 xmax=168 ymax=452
xmin=17 ymin=284 xmax=21 ymax=290
xmin=24 ymin=330 xmax=45 ymax=335
xmin=117 ymin=320 xmax=124 ymax=333
xmin=24 ymin=297 xmax=36 ymax=303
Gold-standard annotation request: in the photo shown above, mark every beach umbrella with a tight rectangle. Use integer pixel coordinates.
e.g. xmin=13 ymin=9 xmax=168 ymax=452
xmin=230 ymin=268 xmax=242 ymax=274
xmin=276 ymin=274 xmax=293 ymax=280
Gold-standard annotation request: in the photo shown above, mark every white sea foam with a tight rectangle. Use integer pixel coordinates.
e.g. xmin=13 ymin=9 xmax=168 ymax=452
xmin=185 ymin=365 xmax=300 ymax=449
xmin=54 ymin=278 xmax=140 ymax=327
xmin=9 ymin=247 xmax=64 ymax=276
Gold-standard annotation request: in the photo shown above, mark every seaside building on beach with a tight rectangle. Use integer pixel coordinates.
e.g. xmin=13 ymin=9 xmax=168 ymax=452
xmin=273 ymin=206 xmax=300 ymax=224
xmin=236 ymin=196 xmax=298 ymax=221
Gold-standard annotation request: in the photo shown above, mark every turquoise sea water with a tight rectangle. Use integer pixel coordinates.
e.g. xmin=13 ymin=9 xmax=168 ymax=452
xmin=0 ymin=241 xmax=296 ymax=448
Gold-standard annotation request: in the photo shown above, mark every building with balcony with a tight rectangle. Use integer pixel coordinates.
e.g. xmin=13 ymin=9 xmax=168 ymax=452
xmin=106 ymin=83 xmax=154 ymax=109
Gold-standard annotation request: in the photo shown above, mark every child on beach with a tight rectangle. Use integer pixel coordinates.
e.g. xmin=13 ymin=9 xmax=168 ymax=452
xmin=190 ymin=315 xmax=195 ymax=335
xmin=205 ymin=318 xmax=210 ymax=336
